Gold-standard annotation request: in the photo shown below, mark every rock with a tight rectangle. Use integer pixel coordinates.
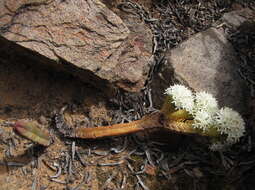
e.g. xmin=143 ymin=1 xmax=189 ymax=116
xmin=102 ymin=0 xmax=153 ymax=12
xmin=99 ymin=0 xmax=153 ymax=91
xmin=216 ymin=8 xmax=255 ymax=28
xmin=0 ymin=0 xmax=152 ymax=92
xmin=151 ymin=10 xmax=254 ymax=113
xmin=165 ymin=26 xmax=247 ymax=113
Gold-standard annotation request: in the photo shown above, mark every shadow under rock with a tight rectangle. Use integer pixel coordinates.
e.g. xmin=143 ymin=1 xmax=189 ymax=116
xmin=213 ymin=28 xmax=248 ymax=114
xmin=226 ymin=21 xmax=255 ymax=190
xmin=0 ymin=36 xmax=113 ymax=122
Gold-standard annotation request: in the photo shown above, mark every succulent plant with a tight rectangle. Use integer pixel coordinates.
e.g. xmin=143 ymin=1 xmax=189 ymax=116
xmin=14 ymin=120 xmax=51 ymax=146
xmin=55 ymin=84 xmax=245 ymax=151
xmin=163 ymin=85 xmax=245 ymax=150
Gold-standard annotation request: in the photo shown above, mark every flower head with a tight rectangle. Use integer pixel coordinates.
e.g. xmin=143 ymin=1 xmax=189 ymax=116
xmin=164 ymin=84 xmax=194 ymax=113
xmin=194 ymin=92 xmax=218 ymax=114
xmin=215 ymin=107 xmax=245 ymax=144
xmin=192 ymin=110 xmax=215 ymax=132
xmin=163 ymin=85 xmax=245 ymax=151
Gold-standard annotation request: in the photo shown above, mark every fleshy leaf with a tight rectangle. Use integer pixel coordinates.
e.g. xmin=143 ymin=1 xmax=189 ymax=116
xmin=14 ymin=120 xmax=51 ymax=146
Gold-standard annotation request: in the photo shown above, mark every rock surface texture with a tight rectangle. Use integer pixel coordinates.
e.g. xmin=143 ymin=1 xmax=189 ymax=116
xmin=219 ymin=8 xmax=255 ymax=28
xmin=165 ymin=12 xmax=251 ymax=113
xmin=0 ymin=0 xmax=151 ymax=92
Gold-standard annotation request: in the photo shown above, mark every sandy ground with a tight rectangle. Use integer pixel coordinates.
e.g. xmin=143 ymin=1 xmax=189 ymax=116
xmin=0 ymin=57 xmax=175 ymax=190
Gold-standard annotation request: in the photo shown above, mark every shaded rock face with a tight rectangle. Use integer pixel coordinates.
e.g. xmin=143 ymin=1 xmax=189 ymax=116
xmin=165 ymin=27 xmax=247 ymax=113
xmin=150 ymin=9 xmax=253 ymax=112
xmin=0 ymin=0 xmax=151 ymax=92
xmin=219 ymin=8 xmax=255 ymax=28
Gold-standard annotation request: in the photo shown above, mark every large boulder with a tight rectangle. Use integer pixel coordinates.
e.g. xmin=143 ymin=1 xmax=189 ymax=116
xmin=0 ymin=0 xmax=152 ymax=92
xmin=168 ymin=27 xmax=247 ymax=111
xmin=152 ymin=10 xmax=252 ymax=113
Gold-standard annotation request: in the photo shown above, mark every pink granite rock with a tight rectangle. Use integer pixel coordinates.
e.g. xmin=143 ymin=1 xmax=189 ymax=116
xmin=0 ymin=0 xmax=152 ymax=92
xmin=166 ymin=26 xmax=247 ymax=112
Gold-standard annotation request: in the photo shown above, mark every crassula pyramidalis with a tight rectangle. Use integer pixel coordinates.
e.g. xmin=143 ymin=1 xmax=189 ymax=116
xmin=52 ymin=84 xmax=246 ymax=151
xmin=163 ymin=85 xmax=245 ymax=150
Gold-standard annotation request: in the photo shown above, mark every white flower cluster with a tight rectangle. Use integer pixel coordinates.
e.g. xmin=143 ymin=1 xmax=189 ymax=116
xmin=164 ymin=84 xmax=194 ymax=113
xmin=194 ymin=92 xmax=218 ymax=113
xmin=192 ymin=110 xmax=215 ymax=132
xmin=165 ymin=84 xmax=245 ymax=150
xmin=192 ymin=92 xmax=218 ymax=131
xmin=215 ymin=107 xmax=245 ymax=144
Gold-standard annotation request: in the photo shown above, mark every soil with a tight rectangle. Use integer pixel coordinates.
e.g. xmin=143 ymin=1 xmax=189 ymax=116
xmin=1 ymin=0 xmax=255 ymax=190
xmin=0 ymin=44 xmax=173 ymax=190
xmin=0 ymin=52 xmax=112 ymax=189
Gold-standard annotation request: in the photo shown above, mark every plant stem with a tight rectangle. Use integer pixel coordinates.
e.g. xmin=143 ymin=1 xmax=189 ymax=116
xmin=73 ymin=111 xmax=202 ymax=139
xmin=161 ymin=96 xmax=192 ymax=120
xmin=74 ymin=112 xmax=163 ymax=139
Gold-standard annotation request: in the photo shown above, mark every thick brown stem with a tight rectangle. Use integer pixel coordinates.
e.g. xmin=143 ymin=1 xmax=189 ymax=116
xmin=72 ymin=111 xmax=205 ymax=139
xmin=74 ymin=112 xmax=163 ymax=139
xmin=75 ymin=121 xmax=143 ymax=138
